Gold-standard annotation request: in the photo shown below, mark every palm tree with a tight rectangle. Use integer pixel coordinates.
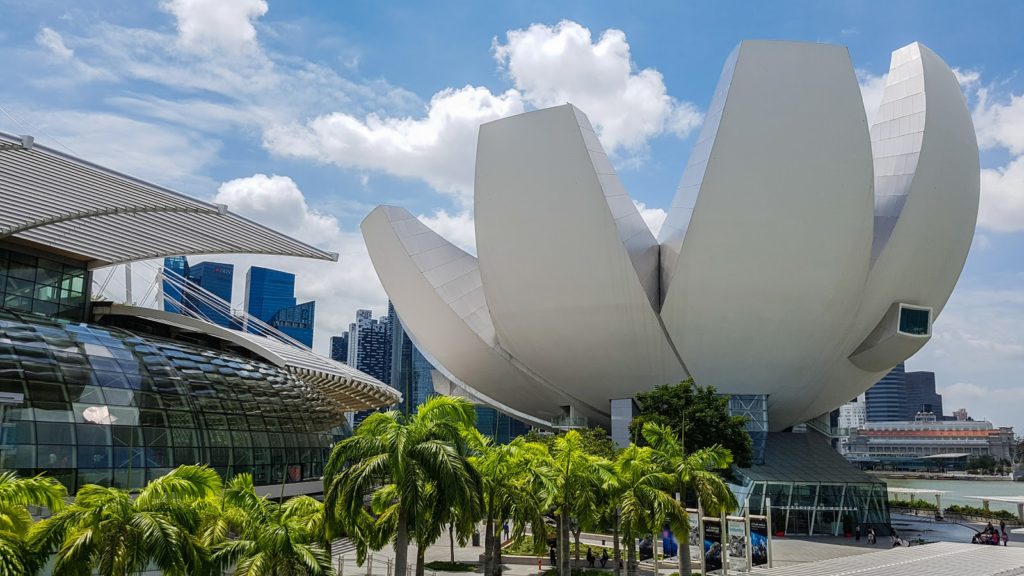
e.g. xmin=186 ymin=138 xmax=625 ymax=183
xmin=545 ymin=430 xmax=612 ymax=576
xmin=471 ymin=434 xmax=552 ymax=576
xmin=210 ymin=486 xmax=333 ymax=576
xmin=324 ymin=396 xmax=479 ymax=576
xmin=642 ymin=422 xmax=737 ymax=576
xmin=614 ymin=445 xmax=684 ymax=576
xmin=0 ymin=471 xmax=66 ymax=575
xmin=29 ymin=465 xmax=220 ymax=576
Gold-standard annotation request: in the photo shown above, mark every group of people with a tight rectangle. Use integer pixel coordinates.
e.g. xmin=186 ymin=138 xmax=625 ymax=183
xmin=972 ymin=521 xmax=1010 ymax=546
xmin=550 ymin=546 xmax=610 ymax=569
xmin=854 ymin=525 xmax=878 ymax=544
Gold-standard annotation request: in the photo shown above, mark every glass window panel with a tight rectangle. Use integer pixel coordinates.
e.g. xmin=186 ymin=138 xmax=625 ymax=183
xmin=37 ymin=444 xmax=75 ymax=468
xmin=206 ymin=429 xmax=231 ymax=448
xmin=92 ymin=370 xmax=128 ymax=388
xmin=166 ymin=411 xmax=195 ymax=428
xmin=139 ymin=410 xmax=167 ymax=428
xmin=226 ymin=415 xmax=248 ymax=431
xmin=66 ymin=384 xmax=106 ymax=404
xmin=143 ymin=427 xmax=170 ymax=446
xmin=111 ymin=426 xmax=143 ymax=447
xmin=145 ymin=447 xmax=171 ymax=467
xmin=36 ymin=421 xmax=75 ymax=444
xmin=173 ymin=446 xmax=199 ymax=465
xmin=3 ymin=420 xmax=34 ymax=445
xmin=135 ymin=392 xmax=162 ymax=408
xmin=112 ymin=469 xmax=145 ymax=491
xmin=78 ymin=445 xmax=112 ymax=468
xmin=171 ymin=428 xmax=198 ymax=447
xmin=112 ymin=447 xmax=144 ymax=469
xmin=77 ymin=469 xmax=112 ymax=489
xmin=32 ymin=402 xmax=73 ymax=422
xmin=102 ymin=388 xmax=135 ymax=407
xmin=76 ymin=424 xmax=111 ymax=445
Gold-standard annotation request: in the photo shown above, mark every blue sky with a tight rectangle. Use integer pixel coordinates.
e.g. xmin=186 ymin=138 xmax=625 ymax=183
xmin=2 ymin=1 xmax=1023 ymax=431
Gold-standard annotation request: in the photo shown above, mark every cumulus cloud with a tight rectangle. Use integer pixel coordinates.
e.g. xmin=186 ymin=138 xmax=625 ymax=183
xmin=264 ymin=86 xmax=524 ymax=204
xmin=494 ymin=21 xmax=702 ymax=152
xmin=161 ymin=0 xmax=268 ymax=54
xmin=417 ymin=209 xmax=477 ymax=254
xmin=857 ymin=71 xmax=887 ymax=125
xmin=633 ymin=200 xmax=666 ymax=237
xmin=215 ymin=174 xmax=344 ymax=246
xmin=263 ymin=20 xmax=701 ymax=203
xmin=972 ymin=86 xmax=1024 ymax=232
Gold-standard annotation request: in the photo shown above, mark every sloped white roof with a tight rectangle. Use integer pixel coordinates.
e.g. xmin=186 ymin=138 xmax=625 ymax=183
xmin=93 ymin=304 xmax=401 ymax=411
xmin=0 ymin=132 xmax=336 ymax=268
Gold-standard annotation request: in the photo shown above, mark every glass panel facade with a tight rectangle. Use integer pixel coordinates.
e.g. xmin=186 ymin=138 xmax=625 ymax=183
xmin=744 ymin=480 xmax=889 ymax=536
xmin=0 ymin=247 xmax=87 ymax=321
xmin=0 ymin=309 xmax=347 ymax=493
xmin=898 ymin=307 xmax=929 ymax=335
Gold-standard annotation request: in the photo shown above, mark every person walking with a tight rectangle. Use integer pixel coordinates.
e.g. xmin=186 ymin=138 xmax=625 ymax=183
xmin=867 ymin=527 xmax=876 ymax=545
xmin=1003 ymin=528 xmax=1010 ymax=547
xmin=600 ymin=549 xmax=609 ymax=568
xmin=549 ymin=545 xmax=557 ymax=567
xmin=855 ymin=524 xmax=861 ymax=541
xmin=586 ymin=548 xmax=595 ymax=568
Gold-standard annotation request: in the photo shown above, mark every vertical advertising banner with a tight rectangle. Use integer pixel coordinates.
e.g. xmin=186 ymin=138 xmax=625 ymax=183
xmin=688 ymin=511 xmax=700 ymax=547
xmin=749 ymin=517 xmax=769 ymax=567
xmin=726 ymin=518 xmax=746 ymax=563
xmin=702 ymin=518 xmax=723 ymax=572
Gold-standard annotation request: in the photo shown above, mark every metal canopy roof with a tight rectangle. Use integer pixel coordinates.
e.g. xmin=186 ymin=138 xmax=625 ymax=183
xmin=93 ymin=304 xmax=402 ymax=412
xmin=0 ymin=132 xmax=337 ymax=268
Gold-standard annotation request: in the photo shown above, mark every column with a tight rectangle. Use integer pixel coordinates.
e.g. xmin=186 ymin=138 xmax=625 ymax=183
xmin=610 ymin=398 xmax=638 ymax=449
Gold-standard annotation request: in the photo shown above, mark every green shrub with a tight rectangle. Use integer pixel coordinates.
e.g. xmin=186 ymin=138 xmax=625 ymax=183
xmin=945 ymin=504 xmax=1018 ymax=520
xmin=887 ymin=498 xmax=937 ymax=511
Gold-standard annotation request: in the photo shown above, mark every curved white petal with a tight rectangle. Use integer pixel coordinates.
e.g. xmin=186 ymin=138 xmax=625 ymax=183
xmin=361 ymin=205 xmax=608 ymax=424
xmin=797 ymin=42 xmax=980 ymax=423
xmin=474 ymin=104 xmax=687 ymax=405
xmin=659 ymin=41 xmax=874 ymax=429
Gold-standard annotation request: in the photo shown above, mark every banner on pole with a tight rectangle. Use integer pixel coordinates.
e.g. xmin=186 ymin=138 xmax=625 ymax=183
xmin=750 ymin=517 xmax=769 ymax=567
xmin=702 ymin=517 xmax=723 ymax=571
xmin=726 ymin=517 xmax=746 ymax=561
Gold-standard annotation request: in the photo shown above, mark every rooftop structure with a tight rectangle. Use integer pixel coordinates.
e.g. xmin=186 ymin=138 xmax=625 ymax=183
xmin=846 ymin=419 xmax=1015 ymax=463
xmin=0 ymin=132 xmax=396 ymax=495
xmin=362 ymin=40 xmax=979 ymax=431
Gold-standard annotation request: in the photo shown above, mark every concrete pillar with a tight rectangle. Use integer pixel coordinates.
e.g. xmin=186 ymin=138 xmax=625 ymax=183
xmin=983 ymin=499 xmax=990 ymax=511
xmin=610 ymin=398 xmax=638 ymax=449
xmin=934 ymin=494 xmax=942 ymax=517
xmin=1017 ymin=503 xmax=1023 ymax=522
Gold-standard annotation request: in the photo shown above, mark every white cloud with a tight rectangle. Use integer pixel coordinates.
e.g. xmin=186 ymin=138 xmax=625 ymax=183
xmin=161 ymin=0 xmax=268 ymax=54
xmin=633 ymin=200 xmax=666 ymax=237
xmin=858 ymin=70 xmax=887 ymax=125
xmin=494 ymin=21 xmax=702 ymax=153
xmin=208 ymin=174 xmax=389 ymax=352
xmin=263 ymin=20 xmax=701 ymax=203
xmin=974 ymin=88 xmax=1024 ymax=155
xmin=953 ymin=68 xmax=981 ymax=88
xmin=978 ymin=156 xmax=1024 ymax=233
xmin=417 ymin=209 xmax=477 ymax=254
xmin=264 ymin=86 xmax=524 ymax=205
xmin=36 ymin=27 xmax=73 ymax=59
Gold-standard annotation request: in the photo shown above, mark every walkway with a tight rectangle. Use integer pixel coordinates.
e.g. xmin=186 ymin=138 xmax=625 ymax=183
xmin=756 ymin=542 xmax=1024 ymax=576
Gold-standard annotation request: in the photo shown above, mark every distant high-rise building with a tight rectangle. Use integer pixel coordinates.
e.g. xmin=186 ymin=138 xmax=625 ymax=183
xmin=905 ymin=370 xmax=943 ymax=418
xmin=865 ymin=363 xmax=907 ymax=421
xmin=954 ymin=408 xmax=969 ymax=421
xmin=475 ymin=406 xmax=531 ymax=444
xmin=244 ymin=266 xmax=315 ymax=347
xmin=161 ymin=258 xmax=236 ymax=328
xmin=162 ymin=256 xmax=189 ymax=314
xmin=348 ymin=307 xmax=394 ymax=428
xmin=330 ymin=333 xmax=349 ymax=364
xmin=390 ymin=310 xmax=433 ymax=415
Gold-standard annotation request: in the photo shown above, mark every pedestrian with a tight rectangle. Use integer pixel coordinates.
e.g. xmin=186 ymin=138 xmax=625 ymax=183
xmin=890 ymin=529 xmax=899 ymax=548
xmin=549 ymin=545 xmax=557 ymax=567
xmin=855 ymin=524 xmax=861 ymax=541
xmin=586 ymin=548 xmax=595 ymax=568
xmin=503 ymin=522 xmax=509 ymax=540
xmin=867 ymin=527 xmax=876 ymax=545
xmin=600 ymin=550 xmax=609 ymax=568
xmin=1003 ymin=529 xmax=1010 ymax=547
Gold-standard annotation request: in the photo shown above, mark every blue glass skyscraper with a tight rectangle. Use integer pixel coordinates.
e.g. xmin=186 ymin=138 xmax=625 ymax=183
xmin=162 ymin=256 xmax=189 ymax=314
xmin=865 ymin=362 xmax=907 ymax=421
xmin=244 ymin=266 xmax=315 ymax=347
xmin=161 ymin=259 xmax=236 ymax=328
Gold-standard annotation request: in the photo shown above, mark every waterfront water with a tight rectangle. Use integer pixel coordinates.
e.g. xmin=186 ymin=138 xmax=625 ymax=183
xmin=884 ymin=477 xmax=1024 ymax=512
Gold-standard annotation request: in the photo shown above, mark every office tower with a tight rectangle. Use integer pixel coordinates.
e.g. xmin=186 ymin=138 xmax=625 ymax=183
xmin=865 ymin=363 xmax=907 ymax=421
xmin=474 ymin=406 xmax=531 ymax=444
xmin=244 ymin=266 xmax=316 ymax=347
xmin=389 ymin=310 xmax=433 ymax=415
xmin=162 ymin=256 xmax=189 ymax=313
xmin=160 ymin=258 xmax=236 ymax=328
xmin=905 ymin=370 xmax=943 ymax=418
xmin=330 ymin=333 xmax=349 ymax=364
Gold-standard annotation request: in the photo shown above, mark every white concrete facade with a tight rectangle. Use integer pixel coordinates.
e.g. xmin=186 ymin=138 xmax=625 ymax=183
xmin=362 ymin=40 xmax=978 ymax=430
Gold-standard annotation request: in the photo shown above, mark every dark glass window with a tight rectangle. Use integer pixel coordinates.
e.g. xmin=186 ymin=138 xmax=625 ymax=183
xmin=899 ymin=307 xmax=930 ymax=335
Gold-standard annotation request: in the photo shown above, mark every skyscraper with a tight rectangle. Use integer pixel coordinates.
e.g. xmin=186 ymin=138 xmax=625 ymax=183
xmin=905 ymin=370 xmax=943 ymax=418
xmin=389 ymin=310 xmax=433 ymax=415
xmin=348 ymin=308 xmax=393 ymax=428
xmin=160 ymin=257 xmax=236 ymax=328
xmin=330 ymin=333 xmax=348 ymax=364
xmin=865 ymin=362 xmax=907 ymax=421
xmin=244 ymin=266 xmax=316 ymax=347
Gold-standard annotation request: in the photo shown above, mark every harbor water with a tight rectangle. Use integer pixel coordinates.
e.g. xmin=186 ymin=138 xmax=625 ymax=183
xmin=884 ymin=477 xmax=1024 ymax=513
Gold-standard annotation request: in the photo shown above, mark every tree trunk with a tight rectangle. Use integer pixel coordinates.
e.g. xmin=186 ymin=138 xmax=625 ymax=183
xmin=613 ymin=509 xmax=621 ymax=576
xmin=416 ymin=543 xmax=427 ymax=576
xmin=626 ymin=536 xmax=637 ymax=576
xmin=559 ymin=507 xmax=571 ymax=576
xmin=573 ymin=524 xmax=582 ymax=565
xmin=450 ymin=522 xmax=456 ymax=563
xmin=491 ymin=521 xmax=503 ymax=576
xmin=395 ymin=505 xmax=410 ymax=576
xmin=484 ymin=516 xmax=495 ymax=576
xmin=678 ymin=491 xmax=692 ymax=576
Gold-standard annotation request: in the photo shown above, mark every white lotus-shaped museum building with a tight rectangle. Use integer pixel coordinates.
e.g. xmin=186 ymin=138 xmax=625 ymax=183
xmin=362 ymin=40 xmax=979 ymax=433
